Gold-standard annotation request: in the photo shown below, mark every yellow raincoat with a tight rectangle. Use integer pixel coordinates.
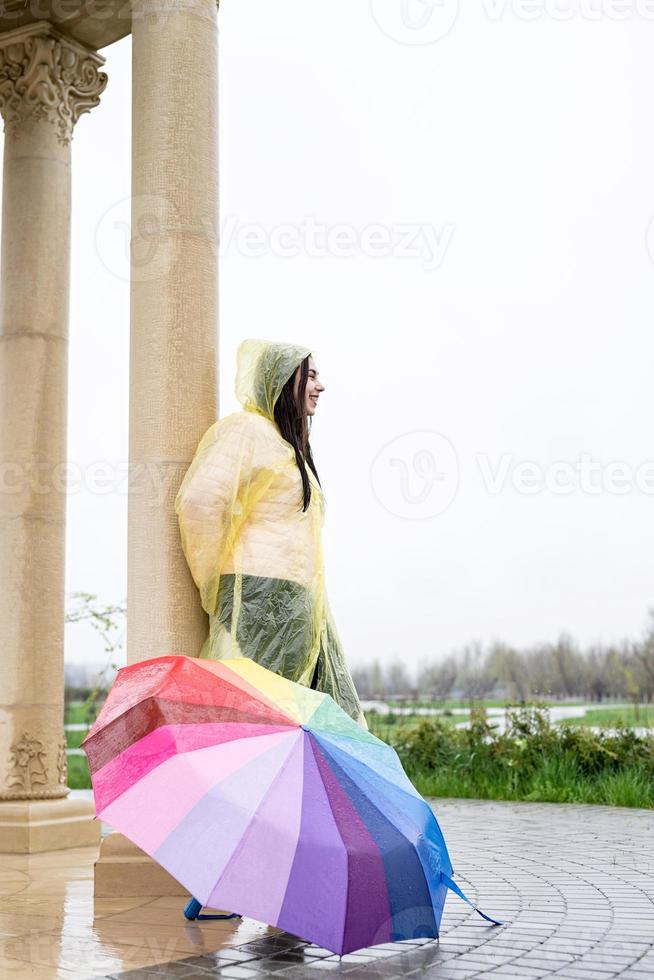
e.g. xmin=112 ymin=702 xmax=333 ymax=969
xmin=174 ymin=339 xmax=368 ymax=730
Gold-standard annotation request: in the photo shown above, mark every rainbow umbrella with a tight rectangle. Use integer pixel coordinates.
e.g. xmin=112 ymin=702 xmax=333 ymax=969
xmin=81 ymin=655 xmax=500 ymax=954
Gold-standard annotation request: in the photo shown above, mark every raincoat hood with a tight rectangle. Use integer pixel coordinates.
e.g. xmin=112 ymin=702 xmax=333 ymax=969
xmin=235 ymin=338 xmax=313 ymax=421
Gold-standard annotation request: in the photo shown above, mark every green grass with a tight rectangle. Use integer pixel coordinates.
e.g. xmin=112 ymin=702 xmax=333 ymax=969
xmin=65 ymin=697 xmax=654 ymax=806
xmin=384 ymin=697 xmax=586 ymax=710
xmin=65 ymin=699 xmax=102 ymax=726
xmin=66 ymin=729 xmax=89 ymax=749
xmin=557 ymin=706 xmax=654 ymax=729
xmin=66 ymin=753 xmax=92 ymax=790
xmin=64 ymin=701 xmax=94 ymax=787
xmin=368 ymin=712 xmax=468 ymax=744
xmin=386 ymin=707 xmax=654 ymax=809
xmin=410 ymin=756 xmax=654 ymax=808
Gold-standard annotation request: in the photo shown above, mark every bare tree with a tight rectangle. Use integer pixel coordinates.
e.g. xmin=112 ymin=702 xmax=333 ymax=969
xmin=456 ymin=641 xmax=495 ymax=701
xmin=346 ymin=609 xmax=654 ymax=707
xmin=633 ymin=607 xmax=654 ymax=702
xmin=486 ymin=642 xmax=529 ymax=701
xmin=417 ymin=655 xmax=457 ymax=701
xmin=385 ymin=659 xmax=414 ymax=699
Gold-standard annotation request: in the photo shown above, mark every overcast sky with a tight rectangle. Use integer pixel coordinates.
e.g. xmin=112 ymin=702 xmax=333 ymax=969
xmin=47 ymin=2 xmax=654 ymax=672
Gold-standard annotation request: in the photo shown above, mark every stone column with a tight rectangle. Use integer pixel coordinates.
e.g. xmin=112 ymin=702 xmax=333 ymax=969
xmin=94 ymin=0 xmax=219 ymax=895
xmin=0 ymin=21 xmax=107 ymax=852
xmin=127 ymin=0 xmax=218 ymax=665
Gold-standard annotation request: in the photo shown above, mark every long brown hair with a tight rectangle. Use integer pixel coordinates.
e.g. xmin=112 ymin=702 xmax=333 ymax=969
xmin=273 ymin=355 xmax=321 ymax=512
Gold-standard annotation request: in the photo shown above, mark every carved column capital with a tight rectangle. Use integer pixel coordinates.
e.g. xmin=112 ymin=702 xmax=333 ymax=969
xmin=0 ymin=20 xmax=107 ymax=146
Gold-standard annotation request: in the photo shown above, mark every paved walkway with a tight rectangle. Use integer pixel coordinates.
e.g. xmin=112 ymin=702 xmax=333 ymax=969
xmin=104 ymin=799 xmax=654 ymax=980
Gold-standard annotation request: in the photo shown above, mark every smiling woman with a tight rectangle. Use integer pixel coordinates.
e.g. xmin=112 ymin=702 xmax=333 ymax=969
xmin=174 ymin=337 xmax=368 ymax=728
xmin=298 ymin=357 xmax=324 ymax=414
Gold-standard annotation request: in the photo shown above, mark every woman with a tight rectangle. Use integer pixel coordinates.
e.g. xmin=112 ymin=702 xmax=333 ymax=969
xmin=174 ymin=337 xmax=368 ymax=730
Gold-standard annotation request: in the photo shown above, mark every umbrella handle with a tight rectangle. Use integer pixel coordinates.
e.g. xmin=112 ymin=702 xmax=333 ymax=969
xmin=183 ymin=897 xmax=242 ymax=921
xmin=441 ymin=874 xmax=504 ymax=926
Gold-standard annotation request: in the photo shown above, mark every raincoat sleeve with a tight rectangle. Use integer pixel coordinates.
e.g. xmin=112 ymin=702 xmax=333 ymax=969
xmin=174 ymin=412 xmax=271 ymax=617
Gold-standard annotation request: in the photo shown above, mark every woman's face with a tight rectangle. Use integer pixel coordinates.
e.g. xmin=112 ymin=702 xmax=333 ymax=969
xmin=294 ymin=355 xmax=325 ymax=417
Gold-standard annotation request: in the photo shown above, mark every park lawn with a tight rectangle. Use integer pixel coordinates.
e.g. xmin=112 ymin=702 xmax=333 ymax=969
xmin=384 ymin=698 xmax=587 ymax=711
xmin=557 ymin=705 xmax=654 ymax=729
xmin=367 ymin=712 xmax=468 ymax=743
xmin=415 ymin=761 xmax=654 ymax=808
xmin=66 ymin=729 xmax=89 ymax=749
xmin=391 ymin=714 xmax=654 ymax=809
xmin=65 ymin=700 xmax=101 ymax=725
xmin=67 ymin=754 xmax=91 ymax=789
xmin=65 ymin=697 xmax=654 ymax=806
xmin=385 ymin=698 xmax=511 ymax=710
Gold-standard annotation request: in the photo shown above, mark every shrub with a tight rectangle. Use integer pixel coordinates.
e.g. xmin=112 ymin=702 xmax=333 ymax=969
xmin=392 ymin=703 xmax=654 ymax=808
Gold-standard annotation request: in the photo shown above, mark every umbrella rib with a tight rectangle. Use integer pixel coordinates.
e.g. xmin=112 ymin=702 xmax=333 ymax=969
xmin=306 ymin=735 xmax=350 ymax=955
xmin=193 ymin=658 xmax=301 ymax=725
xmin=311 ymin=733 xmax=443 ymax=938
xmin=313 ymin=733 xmax=428 ymax=814
xmin=316 ymin=734 xmax=438 ymax=848
xmin=209 ymin=729 xmax=304 ymax=901
xmin=104 ymin=656 xmax=297 ymax=738
xmin=85 ymin=698 xmax=294 ymax=783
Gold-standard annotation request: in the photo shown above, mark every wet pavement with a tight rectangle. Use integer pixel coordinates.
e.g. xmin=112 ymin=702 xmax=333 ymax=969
xmin=1 ymin=798 xmax=652 ymax=979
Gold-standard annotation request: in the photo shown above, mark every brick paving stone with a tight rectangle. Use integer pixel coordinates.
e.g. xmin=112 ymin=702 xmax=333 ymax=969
xmin=322 ymin=968 xmax=401 ymax=980
xmin=563 ymin=964 xmax=628 ymax=974
xmin=516 ymin=958 xmax=577 ymax=972
xmin=104 ymin=973 xmax=174 ymax=980
xmin=103 ymin=799 xmax=654 ymax=979
xmin=550 ymin=967 xmax=628 ymax=978
xmin=416 ymin=969 xmax=480 ymax=980
xmin=244 ymin=955 xmax=304 ymax=972
xmin=181 ymin=952 xmax=260 ymax=969
xmin=276 ymin=964 xmax=345 ymax=975
xmin=213 ymin=968 xmax=261 ymax=979
xmin=489 ymin=967 xmax=551 ymax=977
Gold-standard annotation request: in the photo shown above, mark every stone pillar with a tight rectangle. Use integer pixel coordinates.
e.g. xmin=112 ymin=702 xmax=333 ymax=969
xmin=0 ymin=21 xmax=107 ymax=852
xmin=94 ymin=0 xmax=219 ymax=895
xmin=127 ymin=0 xmax=218 ymax=665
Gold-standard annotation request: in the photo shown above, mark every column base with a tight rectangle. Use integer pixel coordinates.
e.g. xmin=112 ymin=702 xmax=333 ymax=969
xmin=0 ymin=796 xmax=101 ymax=853
xmin=94 ymin=831 xmax=189 ymax=898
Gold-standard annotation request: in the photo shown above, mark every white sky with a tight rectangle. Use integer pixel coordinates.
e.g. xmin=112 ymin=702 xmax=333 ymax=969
xmin=51 ymin=1 xmax=654 ymax=670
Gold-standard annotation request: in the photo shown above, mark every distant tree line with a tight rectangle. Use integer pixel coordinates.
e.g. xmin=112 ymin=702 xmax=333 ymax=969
xmin=64 ymin=593 xmax=654 ymax=707
xmin=351 ymin=608 xmax=654 ymax=704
